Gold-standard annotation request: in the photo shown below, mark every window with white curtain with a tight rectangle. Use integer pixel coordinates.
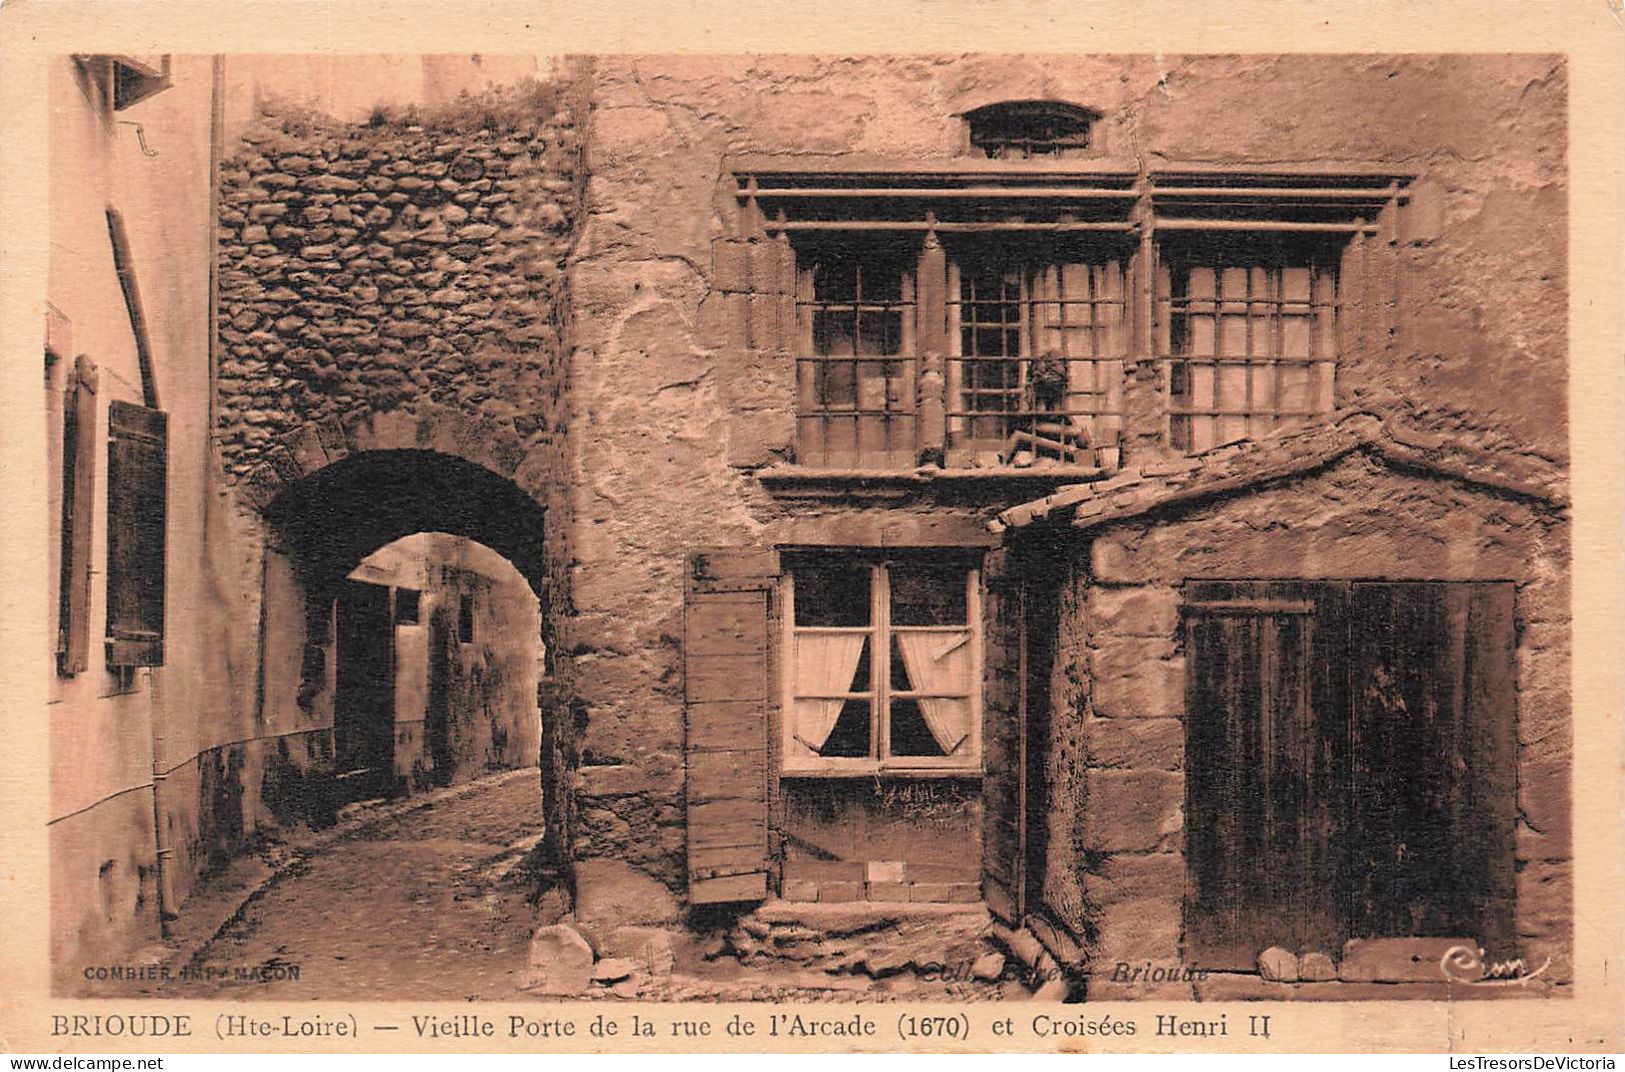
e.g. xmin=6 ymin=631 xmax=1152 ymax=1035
xmin=782 ymin=552 xmax=981 ymax=774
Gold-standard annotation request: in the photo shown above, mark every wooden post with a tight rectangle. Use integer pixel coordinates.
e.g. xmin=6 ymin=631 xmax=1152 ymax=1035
xmin=916 ymin=217 xmax=947 ymax=461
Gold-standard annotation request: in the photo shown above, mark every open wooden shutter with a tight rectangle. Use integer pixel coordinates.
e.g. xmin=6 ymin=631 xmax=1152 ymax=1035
xmin=57 ymin=356 xmax=98 ymax=675
xmin=106 ymin=399 xmax=167 ymax=667
xmin=1182 ymin=580 xmax=1351 ymax=970
xmin=980 ymin=547 xmax=1026 ymax=924
xmin=684 ymin=548 xmax=777 ymax=905
xmin=1349 ymin=582 xmax=1516 ymax=956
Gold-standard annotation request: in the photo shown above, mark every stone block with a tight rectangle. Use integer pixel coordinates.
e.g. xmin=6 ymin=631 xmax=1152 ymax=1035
xmin=1085 ymin=717 xmax=1184 ymax=770
xmin=866 ymin=882 xmax=909 ymax=902
xmin=1082 ymin=852 xmax=1184 ymax=908
xmin=908 ymin=883 xmax=980 ymax=903
xmin=1084 ymin=770 xmax=1183 ymax=852
xmin=1258 ymin=946 xmax=1298 ymax=982
xmin=1298 ymin=951 xmax=1337 ymax=981
xmin=573 ymin=859 xmax=681 ymax=952
xmin=600 ymin=926 xmax=676 ymax=978
xmin=1517 ymin=750 xmax=1570 ymax=846
xmin=1090 ymin=657 xmax=1185 ymax=719
xmin=1089 ymin=534 xmax=1154 ymax=584
xmin=282 ymin=424 xmax=329 ymax=477
xmin=1090 ymin=585 xmax=1180 ymax=637
xmin=782 ymin=880 xmax=819 ymax=903
xmin=1516 ymin=646 xmax=1570 ymax=696
xmin=1091 ymin=896 xmax=1182 ymax=966
xmin=577 ymin=763 xmax=654 ymax=798
xmin=1515 ymin=859 xmax=1571 ymax=941
xmin=819 ymin=881 xmax=863 ymax=903
xmin=1517 ymin=687 xmax=1570 ymax=749
xmin=521 ymin=923 xmax=594 ymax=995
xmin=1339 ymin=937 xmax=1472 ymax=983
xmin=866 ymin=860 xmax=905 ymax=884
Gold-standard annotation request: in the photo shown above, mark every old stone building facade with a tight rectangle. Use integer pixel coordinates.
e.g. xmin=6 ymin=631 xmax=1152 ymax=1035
xmin=45 ymin=53 xmax=1570 ymax=999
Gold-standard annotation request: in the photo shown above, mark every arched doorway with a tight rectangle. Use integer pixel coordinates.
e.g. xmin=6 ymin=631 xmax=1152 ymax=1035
xmin=252 ymin=441 xmax=567 ymax=861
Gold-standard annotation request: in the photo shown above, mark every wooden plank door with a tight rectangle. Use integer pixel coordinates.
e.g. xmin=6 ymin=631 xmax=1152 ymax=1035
xmin=1348 ymin=582 xmax=1517 ymax=955
xmin=1182 ymin=580 xmax=1350 ymax=969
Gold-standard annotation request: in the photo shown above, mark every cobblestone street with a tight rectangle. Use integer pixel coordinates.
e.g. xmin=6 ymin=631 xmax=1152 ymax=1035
xmin=80 ymin=770 xmax=1014 ymax=1003
xmin=162 ymin=773 xmax=548 ymax=1001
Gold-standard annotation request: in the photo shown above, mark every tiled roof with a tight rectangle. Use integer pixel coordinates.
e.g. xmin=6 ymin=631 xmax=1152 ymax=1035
xmin=989 ymin=411 xmax=1568 ymax=535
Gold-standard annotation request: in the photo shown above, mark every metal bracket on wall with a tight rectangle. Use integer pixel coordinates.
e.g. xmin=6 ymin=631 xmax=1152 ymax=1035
xmin=118 ymin=121 xmax=160 ymax=157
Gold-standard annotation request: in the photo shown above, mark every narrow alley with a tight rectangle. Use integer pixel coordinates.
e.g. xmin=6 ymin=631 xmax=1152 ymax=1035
xmin=166 ymin=772 xmax=547 ymax=1001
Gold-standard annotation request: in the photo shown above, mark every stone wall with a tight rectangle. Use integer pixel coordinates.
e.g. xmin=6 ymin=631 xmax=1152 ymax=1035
xmin=570 ymin=54 xmax=1567 ymax=903
xmin=207 ymin=73 xmax=587 ymax=891
xmin=216 ymin=80 xmax=582 ymax=480
xmin=350 ymin=534 xmax=543 ymax=789
xmin=1040 ymin=453 xmax=1570 ymax=999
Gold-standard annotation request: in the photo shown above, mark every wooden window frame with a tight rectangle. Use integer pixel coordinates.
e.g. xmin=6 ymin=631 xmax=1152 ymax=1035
xmin=961 ymin=101 xmax=1102 ymax=161
xmin=734 ymin=161 xmax=1407 ymax=465
xmin=780 ymin=555 xmax=983 ymax=777
xmin=944 ymin=236 xmax=1130 ymax=464
xmin=792 ymin=238 xmax=921 ymax=468
xmin=1156 ymin=237 xmax=1345 ymax=451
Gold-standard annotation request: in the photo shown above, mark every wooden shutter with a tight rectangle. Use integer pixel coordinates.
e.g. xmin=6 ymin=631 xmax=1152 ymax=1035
xmin=980 ymin=547 xmax=1026 ymax=924
xmin=1182 ymin=580 xmax=1350 ymax=970
xmin=106 ymin=399 xmax=167 ymax=667
xmin=57 ymin=356 xmax=98 ymax=675
xmin=1348 ymin=582 xmax=1516 ymax=955
xmin=683 ymin=547 xmax=777 ymax=905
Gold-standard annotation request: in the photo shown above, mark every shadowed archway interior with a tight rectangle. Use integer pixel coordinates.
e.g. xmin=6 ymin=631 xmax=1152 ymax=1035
xmin=264 ymin=449 xmax=548 ymax=599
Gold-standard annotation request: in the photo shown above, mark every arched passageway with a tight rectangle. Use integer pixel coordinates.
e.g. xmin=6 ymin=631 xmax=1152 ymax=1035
xmin=253 ymin=444 xmax=566 ymax=860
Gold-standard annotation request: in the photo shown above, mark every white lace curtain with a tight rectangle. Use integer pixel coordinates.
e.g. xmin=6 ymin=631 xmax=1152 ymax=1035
xmin=790 ymin=633 xmax=866 ymax=755
xmin=895 ymin=631 xmax=972 ymax=755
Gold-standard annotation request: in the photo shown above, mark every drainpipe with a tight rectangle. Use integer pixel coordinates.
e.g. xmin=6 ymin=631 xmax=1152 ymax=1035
xmin=146 ymin=667 xmax=175 ymax=934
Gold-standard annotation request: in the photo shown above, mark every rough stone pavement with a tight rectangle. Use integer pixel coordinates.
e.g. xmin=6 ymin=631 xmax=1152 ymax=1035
xmin=117 ymin=775 xmax=548 ymax=1001
xmin=84 ymin=772 xmax=1015 ymax=1002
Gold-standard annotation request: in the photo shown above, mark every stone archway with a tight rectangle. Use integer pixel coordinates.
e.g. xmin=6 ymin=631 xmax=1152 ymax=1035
xmin=236 ymin=404 xmax=572 ymax=864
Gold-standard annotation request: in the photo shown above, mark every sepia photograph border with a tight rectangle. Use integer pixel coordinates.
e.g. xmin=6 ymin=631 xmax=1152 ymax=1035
xmin=0 ymin=0 xmax=1620 ymax=1055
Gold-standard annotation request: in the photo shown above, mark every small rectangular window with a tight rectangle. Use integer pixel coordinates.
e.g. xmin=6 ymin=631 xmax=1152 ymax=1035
xmin=784 ymin=553 xmax=980 ymax=774
xmin=964 ymin=102 xmax=1099 ymax=160
xmin=394 ymin=588 xmax=420 ymax=626
xmin=946 ymin=239 xmax=1128 ymax=464
xmin=1158 ymin=236 xmax=1340 ymax=453
xmin=105 ymin=399 xmax=167 ymax=668
xmin=793 ymin=239 xmax=919 ymax=468
xmin=457 ymin=592 xmax=475 ymax=644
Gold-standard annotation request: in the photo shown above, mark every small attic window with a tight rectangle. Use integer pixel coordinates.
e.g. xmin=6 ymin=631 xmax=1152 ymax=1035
xmin=113 ymin=56 xmax=172 ymax=111
xmin=963 ymin=101 xmax=1100 ymax=160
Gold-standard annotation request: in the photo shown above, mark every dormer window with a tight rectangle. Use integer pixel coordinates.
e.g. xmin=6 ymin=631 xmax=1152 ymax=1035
xmin=962 ymin=101 xmax=1100 ymax=160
